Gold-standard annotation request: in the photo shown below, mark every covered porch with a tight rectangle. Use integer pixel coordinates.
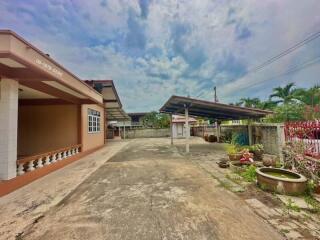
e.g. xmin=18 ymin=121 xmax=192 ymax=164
xmin=0 ymin=30 xmax=104 ymax=180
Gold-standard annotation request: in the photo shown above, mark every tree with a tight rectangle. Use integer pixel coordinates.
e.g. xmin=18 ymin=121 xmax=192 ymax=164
xmin=239 ymin=97 xmax=261 ymax=108
xmin=269 ymin=82 xmax=296 ymax=104
xmin=141 ymin=111 xmax=170 ymax=128
xmin=292 ymin=85 xmax=320 ymax=107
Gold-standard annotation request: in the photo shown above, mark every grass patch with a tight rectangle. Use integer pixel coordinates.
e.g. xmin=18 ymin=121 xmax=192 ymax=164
xmin=238 ymin=165 xmax=257 ymax=182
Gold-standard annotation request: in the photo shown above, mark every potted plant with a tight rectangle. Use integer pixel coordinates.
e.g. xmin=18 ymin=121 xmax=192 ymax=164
xmin=249 ymin=144 xmax=264 ymax=161
xmin=208 ymin=135 xmax=217 ymax=142
xmin=226 ymin=145 xmax=242 ymax=161
xmin=204 ymin=134 xmax=209 ymax=141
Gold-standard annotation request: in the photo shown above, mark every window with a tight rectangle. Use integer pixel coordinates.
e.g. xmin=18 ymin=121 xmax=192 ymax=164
xmin=88 ymin=109 xmax=101 ymax=133
xmin=232 ymin=120 xmax=241 ymax=124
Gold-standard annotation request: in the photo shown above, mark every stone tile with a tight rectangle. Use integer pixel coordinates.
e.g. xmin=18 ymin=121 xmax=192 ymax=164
xmin=245 ymin=198 xmax=267 ymax=209
xmin=277 ymin=195 xmax=309 ymax=209
xmin=285 ymin=230 xmax=303 ymax=240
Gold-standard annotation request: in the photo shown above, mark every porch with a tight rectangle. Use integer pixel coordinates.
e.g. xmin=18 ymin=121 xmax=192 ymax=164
xmin=0 ymin=30 xmax=104 ymax=181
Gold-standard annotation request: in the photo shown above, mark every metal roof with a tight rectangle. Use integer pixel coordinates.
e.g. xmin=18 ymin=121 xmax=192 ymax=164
xmin=160 ymin=95 xmax=272 ymax=120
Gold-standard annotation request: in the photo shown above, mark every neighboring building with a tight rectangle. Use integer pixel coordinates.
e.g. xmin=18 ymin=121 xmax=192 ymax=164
xmin=128 ymin=112 xmax=148 ymax=127
xmin=222 ymin=119 xmax=248 ymax=125
xmin=0 ymin=30 xmax=126 ymax=192
xmin=172 ymin=115 xmax=197 ymax=138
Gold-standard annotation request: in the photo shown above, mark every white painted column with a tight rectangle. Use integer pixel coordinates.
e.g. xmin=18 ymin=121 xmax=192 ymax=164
xmin=123 ymin=121 xmax=126 ymax=139
xmin=248 ymin=123 xmax=253 ymax=145
xmin=185 ymin=107 xmax=190 ymax=153
xmin=0 ymin=78 xmax=19 ymax=180
xmin=170 ymin=114 xmax=173 ymax=145
xmin=216 ymin=121 xmax=221 ymax=143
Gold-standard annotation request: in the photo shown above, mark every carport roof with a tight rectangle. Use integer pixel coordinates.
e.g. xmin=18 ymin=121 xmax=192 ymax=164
xmin=160 ymin=95 xmax=272 ymax=120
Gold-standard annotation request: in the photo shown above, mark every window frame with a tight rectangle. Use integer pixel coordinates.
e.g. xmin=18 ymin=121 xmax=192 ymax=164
xmin=88 ymin=109 xmax=101 ymax=134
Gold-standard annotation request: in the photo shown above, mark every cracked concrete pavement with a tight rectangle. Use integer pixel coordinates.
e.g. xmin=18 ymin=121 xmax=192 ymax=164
xmin=0 ymin=138 xmax=284 ymax=240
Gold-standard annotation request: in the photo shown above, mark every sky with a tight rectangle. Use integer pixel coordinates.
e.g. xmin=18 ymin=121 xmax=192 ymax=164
xmin=1 ymin=0 xmax=320 ymax=112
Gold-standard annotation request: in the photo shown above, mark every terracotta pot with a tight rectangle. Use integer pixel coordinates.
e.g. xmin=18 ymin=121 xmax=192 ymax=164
xmin=228 ymin=153 xmax=242 ymax=161
xmin=314 ymin=184 xmax=320 ymax=194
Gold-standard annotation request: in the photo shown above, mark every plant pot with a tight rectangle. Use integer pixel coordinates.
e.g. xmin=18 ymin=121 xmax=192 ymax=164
xmin=314 ymin=184 xmax=320 ymax=194
xmin=217 ymin=161 xmax=229 ymax=168
xmin=251 ymin=150 xmax=264 ymax=161
xmin=228 ymin=153 xmax=243 ymax=161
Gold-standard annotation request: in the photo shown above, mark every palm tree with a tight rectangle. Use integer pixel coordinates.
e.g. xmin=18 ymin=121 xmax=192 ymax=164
xmin=269 ymin=82 xmax=296 ymax=104
xmin=239 ymin=97 xmax=261 ymax=108
xmin=293 ymin=85 xmax=320 ymax=107
xmin=257 ymin=100 xmax=278 ymax=110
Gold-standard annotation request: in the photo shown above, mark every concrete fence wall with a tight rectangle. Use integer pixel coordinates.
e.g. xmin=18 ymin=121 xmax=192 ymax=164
xmin=122 ymin=128 xmax=170 ymax=139
xmin=194 ymin=123 xmax=285 ymax=156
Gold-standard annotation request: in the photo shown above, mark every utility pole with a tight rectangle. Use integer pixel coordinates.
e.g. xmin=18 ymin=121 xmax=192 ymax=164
xmin=214 ymin=86 xmax=218 ymax=103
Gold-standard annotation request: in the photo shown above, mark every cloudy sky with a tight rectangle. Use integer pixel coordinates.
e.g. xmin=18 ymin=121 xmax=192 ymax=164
xmin=1 ymin=0 xmax=320 ymax=112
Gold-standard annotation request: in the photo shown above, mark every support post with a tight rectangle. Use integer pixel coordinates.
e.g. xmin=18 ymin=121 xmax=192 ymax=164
xmin=170 ymin=114 xmax=173 ymax=145
xmin=248 ymin=123 xmax=253 ymax=145
xmin=123 ymin=121 xmax=126 ymax=139
xmin=277 ymin=124 xmax=285 ymax=163
xmin=216 ymin=120 xmax=221 ymax=143
xmin=0 ymin=78 xmax=18 ymax=180
xmin=185 ymin=107 xmax=189 ymax=153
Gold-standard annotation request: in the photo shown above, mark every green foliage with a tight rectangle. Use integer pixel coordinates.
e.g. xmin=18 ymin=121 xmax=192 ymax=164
xmin=239 ymin=165 xmax=257 ymax=182
xmin=285 ymin=198 xmax=300 ymax=213
xmin=270 ymin=82 xmax=296 ymax=104
xmin=264 ymin=104 xmax=305 ymax=123
xmin=304 ymin=195 xmax=320 ymax=213
xmin=141 ymin=111 xmax=170 ymax=128
xmin=248 ymin=144 xmax=264 ymax=152
xmin=225 ymin=144 xmax=238 ymax=154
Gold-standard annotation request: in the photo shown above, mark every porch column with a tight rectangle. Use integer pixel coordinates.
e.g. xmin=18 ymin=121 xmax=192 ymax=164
xmin=216 ymin=120 xmax=221 ymax=142
xmin=0 ymin=78 xmax=18 ymax=180
xmin=185 ymin=107 xmax=190 ymax=153
xmin=123 ymin=121 xmax=126 ymax=139
xmin=170 ymin=114 xmax=173 ymax=145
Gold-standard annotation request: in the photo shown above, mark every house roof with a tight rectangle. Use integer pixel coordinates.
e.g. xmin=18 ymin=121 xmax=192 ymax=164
xmin=160 ymin=95 xmax=272 ymax=120
xmin=0 ymin=30 xmax=103 ymax=105
xmin=84 ymin=80 xmax=130 ymax=121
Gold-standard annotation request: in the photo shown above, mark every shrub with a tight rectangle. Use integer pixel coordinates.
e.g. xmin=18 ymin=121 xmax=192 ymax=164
xmin=239 ymin=165 xmax=257 ymax=182
xmin=225 ymin=145 xmax=238 ymax=155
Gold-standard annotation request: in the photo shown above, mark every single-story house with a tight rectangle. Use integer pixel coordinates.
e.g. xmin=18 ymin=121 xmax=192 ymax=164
xmin=0 ymin=30 xmax=127 ymax=195
xmin=172 ymin=115 xmax=197 ymax=138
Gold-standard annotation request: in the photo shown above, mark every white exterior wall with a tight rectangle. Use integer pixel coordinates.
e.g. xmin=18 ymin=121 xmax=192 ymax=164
xmin=172 ymin=122 xmax=186 ymax=138
xmin=0 ymin=78 xmax=18 ymax=180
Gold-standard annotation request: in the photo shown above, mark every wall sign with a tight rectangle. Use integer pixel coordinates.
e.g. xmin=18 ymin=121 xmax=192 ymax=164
xmin=35 ymin=58 xmax=63 ymax=77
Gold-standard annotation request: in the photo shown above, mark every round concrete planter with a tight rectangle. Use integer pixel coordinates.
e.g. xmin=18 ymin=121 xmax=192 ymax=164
xmin=256 ymin=167 xmax=307 ymax=195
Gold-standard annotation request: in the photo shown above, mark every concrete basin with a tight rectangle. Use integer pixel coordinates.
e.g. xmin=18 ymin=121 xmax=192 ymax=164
xmin=256 ymin=167 xmax=307 ymax=195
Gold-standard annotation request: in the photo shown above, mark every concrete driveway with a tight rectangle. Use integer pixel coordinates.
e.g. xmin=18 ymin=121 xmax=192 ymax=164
xmin=3 ymin=138 xmax=283 ymax=240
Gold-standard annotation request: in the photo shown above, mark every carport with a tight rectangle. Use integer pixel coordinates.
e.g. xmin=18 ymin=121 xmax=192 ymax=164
xmin=160 ymin=95 xmax=272 ymax=153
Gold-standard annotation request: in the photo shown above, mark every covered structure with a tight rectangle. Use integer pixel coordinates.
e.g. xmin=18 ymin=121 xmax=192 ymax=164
xmin=0 ymin=30 xmax=106 ymax=182
xmin=85 ymin=80 xmax=130 ymax=139
xmin=160 ymin=95 xmax=272 ymax=152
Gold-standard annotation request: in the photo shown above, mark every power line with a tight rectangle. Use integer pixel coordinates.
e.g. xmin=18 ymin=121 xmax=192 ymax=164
xmin=194 ymin=29 xmax=320 ymax=99
xmin=249 ymin=55 xmax=320 ymax=89
xmin=247 ymin=30 xmax=320 ymax=73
